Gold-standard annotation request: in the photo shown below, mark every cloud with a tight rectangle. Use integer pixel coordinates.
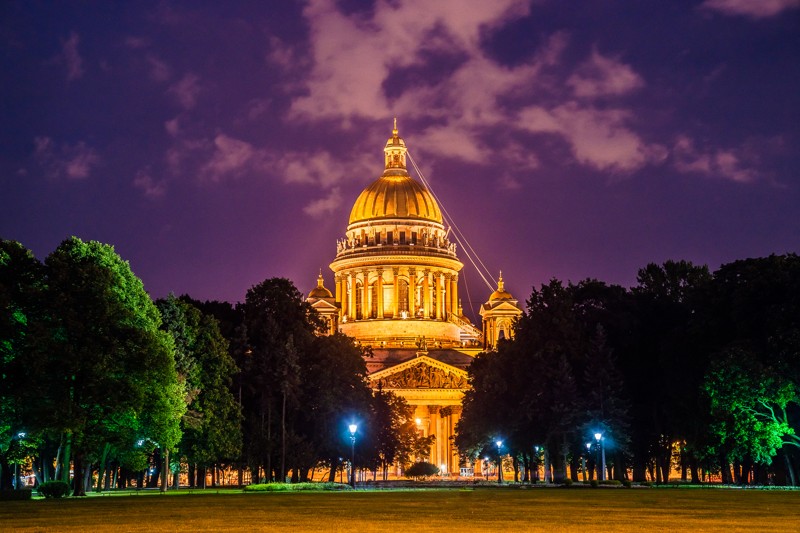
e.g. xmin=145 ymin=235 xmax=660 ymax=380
xmin=672 ymin=135 xmax=758 ymax=183
xmin=33 ymin=136 xmax=100 ymax=179
xmin=124 ymin=36 xmax=149 ymax=49
xmin=700 ymin=0 xmax=800 ymax=19
xmin=147 ymin=55 xmax=172 ymax=82
xmin=133 ymin=168 xmax=167 ymax=197
xmin=289 ymin=0 xmax=532 ymax=122
xmin=519 ymin=103 xmax=666 ymax=172
xmin=199 ymin=134 xmax=267 ymax=182
xmin=282 ymin=2 xmax=661 ymax=178
xmin=168 ymin=73 xmax=202 ymax=109
xmin=278 ymin=150 xmax=371 ymax=188
xmin=60 ymin=32 xmax=84 ymax=81
xmin=567 ymin=48 xmax=644 ymax=98
xmin=304 ymin=187 xmax=343 ymax=217
xmin=245 ymin=98 xmax=270 ymax=121
xmin=164 ymin=117 xmax=180 ymax=137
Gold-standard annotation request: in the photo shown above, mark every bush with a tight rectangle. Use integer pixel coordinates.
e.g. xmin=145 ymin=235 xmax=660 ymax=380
xmin=38 ymin=481 xmax=70 ymax=499
xmin=599 ymin=479 xmax=622 ymax=486
xmin=561 ymin=478 xmax=573 ymax=487
xmin=622 ymin=479 xmax=632 ymax=488
xmin=0 ymin=489 xmax=33 ymax=501
xmin=590 ymin=479 xmax=599 ymax=488
xmin=244 ymin=482 xmax=351 ymax=492
xmin=404 ymin=462 xmax=441 ymax=480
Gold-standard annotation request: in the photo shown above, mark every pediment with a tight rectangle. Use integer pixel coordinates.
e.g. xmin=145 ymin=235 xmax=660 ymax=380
xmin=370 ymin=355 xmax=469 ymax=390
xmin=481 ymin=301 xmax=522 ymax=314
xmin=309 ymin=299 xmax=338 ymax=311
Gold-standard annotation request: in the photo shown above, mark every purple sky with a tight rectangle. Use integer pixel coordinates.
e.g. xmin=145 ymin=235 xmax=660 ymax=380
xmin=1 ymin=0 xmax=798 ymax=320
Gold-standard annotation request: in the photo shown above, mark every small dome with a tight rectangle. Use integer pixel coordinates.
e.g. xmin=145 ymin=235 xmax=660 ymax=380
xmin=309 ymin=272 xmax=333 ymax=299
xmin=489 ymin=272 xmax=514 ymax=301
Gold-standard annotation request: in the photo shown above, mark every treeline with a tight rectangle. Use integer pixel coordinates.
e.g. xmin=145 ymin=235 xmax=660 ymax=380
xmin=456 ymin=256 xmax=800 ymax=485
xmin=1 ymin=237 xmax=423 ymax=495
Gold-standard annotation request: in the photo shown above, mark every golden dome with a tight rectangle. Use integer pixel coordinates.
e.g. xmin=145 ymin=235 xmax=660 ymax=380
xmin=349 ymin=174 xmax=442 ymax=225
xmin=349 ymin=120 xmax=443 ymax=225
xmin=489 ymin=272 xmax=514 ymax=301
xmin=308 ymin=272 xmax=333 ymax=299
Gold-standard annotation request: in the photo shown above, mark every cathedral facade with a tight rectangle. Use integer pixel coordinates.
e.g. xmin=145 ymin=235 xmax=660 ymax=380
xmin=308 ymin=123 xmax=521 ymax=475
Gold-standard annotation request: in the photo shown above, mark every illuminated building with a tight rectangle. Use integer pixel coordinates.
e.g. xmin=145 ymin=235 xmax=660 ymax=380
xmin=308 ymin=122 xmax=521 ymax=473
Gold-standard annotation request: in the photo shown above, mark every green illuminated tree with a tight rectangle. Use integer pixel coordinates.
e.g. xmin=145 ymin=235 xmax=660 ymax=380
xmin=41 ymin=237 xmax=184 ymax=495
xmin=703 ymin=348 xmax=798 ymax=480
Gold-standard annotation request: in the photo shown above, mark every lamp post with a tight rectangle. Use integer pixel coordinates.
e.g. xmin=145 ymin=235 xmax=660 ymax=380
xmin=495 ymin=440 xmax=503 ymax=484
xmin=348 ymin=424 xmax=358 ymax=488
xmin=12 ymin=432 xmax=26 ymax=490
xmin=583 ymin=442 xmax=591 ymax=482
xmin=594 ymin=432 xmax=605 ymax=481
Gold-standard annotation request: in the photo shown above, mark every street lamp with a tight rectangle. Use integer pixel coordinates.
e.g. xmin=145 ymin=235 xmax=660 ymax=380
xmin=349 ymin=424 xmax=358 ymax=488
xmin=594 ymin=432 xmax=606 ymax=481
xmin=495 ymin=440 xmax=503 ymax=484
xmin=583 ymin=442 xmax=591 ymax=482
xmin=13 ymin=432 xmax=26 ymax=490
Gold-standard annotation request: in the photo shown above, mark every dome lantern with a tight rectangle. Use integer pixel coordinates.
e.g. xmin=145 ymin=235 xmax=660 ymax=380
xmin=384 ymin=117 xmax=407 ymax=171
xmin=348 ymin=120 xmax=442 ymax=225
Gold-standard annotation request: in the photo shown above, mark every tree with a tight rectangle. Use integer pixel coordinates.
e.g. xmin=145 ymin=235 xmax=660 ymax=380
xmin=703 ymin=348 xmax=798 ymax=483
xmin=240 ymin=278 xmax=317 ymax=482
xmin=0 ymin=240 xmax=45 ymax=489
xmin=626 ymin=261 xmax=711 ymax=482
xmin=41 ymin=237 xmax=184 ymax=495
xmin=581 ymin=325 xmax=631 ymax=480
xmin=157 ymin=296 xmax=241 ymax=489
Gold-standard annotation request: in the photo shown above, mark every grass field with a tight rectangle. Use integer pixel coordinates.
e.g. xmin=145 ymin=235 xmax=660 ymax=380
xmin=2 ymin=488 xmax=799 ymax=532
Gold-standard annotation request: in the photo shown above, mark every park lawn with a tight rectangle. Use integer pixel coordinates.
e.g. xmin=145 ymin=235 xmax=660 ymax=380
xmin=1 ymin=488 xmax=799 ymax=532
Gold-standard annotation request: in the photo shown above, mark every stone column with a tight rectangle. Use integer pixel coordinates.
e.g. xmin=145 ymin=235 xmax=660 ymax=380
xmin=347 ymin=272 xmax=356 ymax=321
xmin=450 ymin=274 xmax=458 ymax=318
xmin=362 ymin=270 xmax=370 ymax=320
xmin=436 ymin=272 xmax=444 ymax=320
xmin=376 ymin=269 xmax=384 ymax=319
xmin=408 ymin=268 xmax=416 ymax=317
xmin=335 ymin=275 xmax=344 ymax=318
xmin=422 ymin=270 xmax=430 ymax=318
xmin=449 ymin=406 xmax=462 ymax=473
xmin=392 ymin=268 xmax=399 ymax=318
xmin=444 ymin=274 xmax=452 ymax=318
xmin=428 ymin=405 xmax=440 ymax=465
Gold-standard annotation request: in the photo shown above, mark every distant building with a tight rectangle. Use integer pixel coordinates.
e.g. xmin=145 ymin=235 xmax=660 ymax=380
xmin=308 ymin=122 xmax=521 ymax=473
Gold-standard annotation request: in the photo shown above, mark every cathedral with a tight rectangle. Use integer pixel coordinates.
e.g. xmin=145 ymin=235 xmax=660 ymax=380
xmin=307 ymin=122 xmax=522 ymax=475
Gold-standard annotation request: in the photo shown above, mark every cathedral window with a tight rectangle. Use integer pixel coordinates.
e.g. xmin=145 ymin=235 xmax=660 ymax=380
xmin=398 ymin=280 xmax=409 ymax=313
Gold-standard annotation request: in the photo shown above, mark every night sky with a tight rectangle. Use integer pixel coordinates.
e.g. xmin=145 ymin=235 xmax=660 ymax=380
xmin=2 ymin=1 xmax=798 ymax=320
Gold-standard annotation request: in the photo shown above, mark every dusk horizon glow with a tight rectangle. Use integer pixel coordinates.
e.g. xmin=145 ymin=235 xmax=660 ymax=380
xmin=2 ymin=1 xmax=798 ymax=318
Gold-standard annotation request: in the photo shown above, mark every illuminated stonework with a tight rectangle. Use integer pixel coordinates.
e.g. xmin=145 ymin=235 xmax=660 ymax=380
xmin=308 ymin=122 xmax=521 ymax=475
